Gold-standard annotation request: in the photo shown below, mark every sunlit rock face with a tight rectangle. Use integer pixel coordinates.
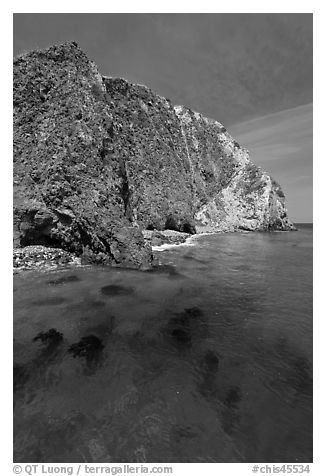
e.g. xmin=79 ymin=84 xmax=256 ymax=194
xmin=175 ymin=106 xmax=295 ymax=232
xmin=13 ymin=42 xmax=294 ymax=268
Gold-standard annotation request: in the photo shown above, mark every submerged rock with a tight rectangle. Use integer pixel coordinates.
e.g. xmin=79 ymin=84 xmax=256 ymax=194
xmin=47 ymin=274 xmax=80 ymax=285
xmin=13 ymin=42 xmax=295 ymax=269
xmin=165 ymin=307 xmax=205 ymax=346
xmin=13 ymin=363 xmax=29 ymax=392
xmin=224 ymin=386 xmax=242 ymax=408
xmin=32 ymin=296 xmax=66 ymax=306
xmin=68 ymin=335 xmax=104 ymax=361
xmin=203 ymin=350 xmax=220 ymax=372
xmin=147 ymin=264 xmax=183 ymax=278
xmin=33 ymin=328 xmax=64 ymax=346
xmin=101 ymin=284 xmax=134 ymax=297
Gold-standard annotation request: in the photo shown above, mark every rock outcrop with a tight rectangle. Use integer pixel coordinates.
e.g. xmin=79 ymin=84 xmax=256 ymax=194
xmin=13 ymin=42 xmax=294 ymax=268
xmin=175 ymin=106 xmax=294 ymax=233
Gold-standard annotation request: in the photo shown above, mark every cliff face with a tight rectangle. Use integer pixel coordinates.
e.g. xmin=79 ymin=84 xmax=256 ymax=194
xmin=13 ymin=42 xmax=294 ymax=268
xmin=175 ymin=106 xmax=294 ymax=232
xmin=13 ymin=42 xmax=152 ymax=268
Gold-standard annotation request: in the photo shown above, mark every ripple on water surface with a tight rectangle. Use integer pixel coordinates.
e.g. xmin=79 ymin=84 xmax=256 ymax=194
xmin=13 ymin=228 xmax=313 ymax=462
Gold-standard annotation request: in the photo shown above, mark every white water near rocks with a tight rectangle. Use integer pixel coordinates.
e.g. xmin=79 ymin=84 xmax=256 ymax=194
xmin=13 ymin=226 xmax=312 ymax=463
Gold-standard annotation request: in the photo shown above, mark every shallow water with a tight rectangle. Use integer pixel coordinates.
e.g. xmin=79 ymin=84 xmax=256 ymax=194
xmin=13 ymin=225 xmax=313 ymax=463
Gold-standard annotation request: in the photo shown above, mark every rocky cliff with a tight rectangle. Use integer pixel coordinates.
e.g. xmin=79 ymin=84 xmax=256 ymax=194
xmin=13 ymin=42 xmax=294 ymax=268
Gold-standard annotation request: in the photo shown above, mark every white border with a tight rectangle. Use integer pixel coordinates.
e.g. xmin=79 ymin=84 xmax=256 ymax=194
xmin=2 ymin=3 xmax=321 ymax=474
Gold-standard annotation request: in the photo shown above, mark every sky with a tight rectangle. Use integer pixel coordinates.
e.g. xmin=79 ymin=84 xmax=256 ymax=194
xmin=13 ymin=13 xmax=313 ymax=222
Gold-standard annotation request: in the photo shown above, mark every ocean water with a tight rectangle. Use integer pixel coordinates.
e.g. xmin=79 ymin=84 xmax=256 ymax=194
xmin=13 ymin=225 xmax=313 ymax=463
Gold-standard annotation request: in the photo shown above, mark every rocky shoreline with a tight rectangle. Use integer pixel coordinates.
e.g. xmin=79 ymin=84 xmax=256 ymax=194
xmin=13 ymin=42 xmax=295 ymax=270
xmin=13 ymin=245 xmax=81 ymax=273
xmin=13 ymin=227 xmax=297 ymax=273
xmin=13 ymin=230 xmax=191 ymax=273
xmin=142 ymin=229 xmax=191 ymax=247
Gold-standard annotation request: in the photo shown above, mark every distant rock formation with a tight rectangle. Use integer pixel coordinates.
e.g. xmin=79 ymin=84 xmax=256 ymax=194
xmin=13 ymin=42 xmax=295 ymax=268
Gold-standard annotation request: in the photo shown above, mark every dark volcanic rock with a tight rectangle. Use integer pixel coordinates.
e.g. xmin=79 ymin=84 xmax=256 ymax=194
xmin=13 ymin=42 xmax=295 ymax=268
xmin=142 ymin=229 xmax=191 ymax=247
xmin=13 ymin=42 xmax=152 ymax=270
xmin=101 ymin=76 xmax=195 ymax=233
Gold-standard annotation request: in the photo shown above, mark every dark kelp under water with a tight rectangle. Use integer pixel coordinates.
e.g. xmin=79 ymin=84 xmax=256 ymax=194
xmin=13 ymin=228 xmax=312 ymax=463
